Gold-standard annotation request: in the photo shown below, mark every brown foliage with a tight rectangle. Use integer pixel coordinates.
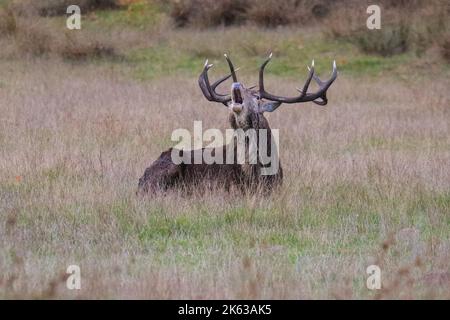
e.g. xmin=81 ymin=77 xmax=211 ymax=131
xmin=166 ymin=0 xmax=334 ymax=28
xmin=168 ymin=0 xmax=247 ymax=28
xmin=12 ymin=18 xmax=117 ymax=59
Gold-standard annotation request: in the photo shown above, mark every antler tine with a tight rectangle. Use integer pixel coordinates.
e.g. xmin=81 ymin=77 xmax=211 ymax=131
xmin=259 ymin=55 xmax=338 ymax=105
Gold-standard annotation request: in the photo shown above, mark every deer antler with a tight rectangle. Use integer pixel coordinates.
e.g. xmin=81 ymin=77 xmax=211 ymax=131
xmin=259 ymin=53 xmax=337 ymax=106
xmin=198 ymin=55 xmax=240 ymax=106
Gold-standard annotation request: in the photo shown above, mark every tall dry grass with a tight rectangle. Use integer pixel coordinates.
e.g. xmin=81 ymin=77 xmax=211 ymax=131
xmin=324 ymin=0 xmax=450 ymax=57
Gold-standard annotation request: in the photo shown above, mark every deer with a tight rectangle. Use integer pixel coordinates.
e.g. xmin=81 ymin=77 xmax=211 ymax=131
xmin=137 ymin=53 xmax=337 ymax=195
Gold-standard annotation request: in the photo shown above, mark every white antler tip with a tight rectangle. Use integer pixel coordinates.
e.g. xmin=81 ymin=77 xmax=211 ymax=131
xmin=333 ymin=60 xmax=337 ymax=68
xmin=204 ymin=59 xmax=208 ymax=67
xmin=224 ymin=53 xmax=228 ymax=58
xmin=269 ymin=52 xmax=273 ymax=58
xmin=307 ymin=66 xmax=311 ymax=71
xmin=311 ymin=59 xmax=315 ymax=67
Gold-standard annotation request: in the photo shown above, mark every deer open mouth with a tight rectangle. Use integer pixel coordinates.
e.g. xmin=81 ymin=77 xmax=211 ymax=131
xmin=232 ymin=86 xmax=243 ymax=104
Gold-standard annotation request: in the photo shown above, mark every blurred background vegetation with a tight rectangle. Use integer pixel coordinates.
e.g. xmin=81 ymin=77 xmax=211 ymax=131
xmin=0 ymin=0 xmax=449 ymax=78
xmin=1 ymin=0 xmax=449 ymax=299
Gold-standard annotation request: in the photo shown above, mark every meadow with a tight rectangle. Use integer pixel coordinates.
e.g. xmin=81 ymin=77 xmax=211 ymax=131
xmin=0 ymin=0 xmax=449 ymax=299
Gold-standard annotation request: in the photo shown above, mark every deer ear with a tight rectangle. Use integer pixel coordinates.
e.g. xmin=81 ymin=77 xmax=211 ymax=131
xmin=259 ymin=101 xmax=281 ymax=113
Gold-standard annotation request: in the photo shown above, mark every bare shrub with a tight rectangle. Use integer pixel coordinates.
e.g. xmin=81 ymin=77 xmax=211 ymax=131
xmin=322 ymin=4 xmax=363 ymax=39
xmin=325 ymin=0 xmax=449 ymax=58
xmin=247 ymin=0 xmax=334 ymax=27
xmin=14 ymin=19 xmax=55 ymax=56
xmin=412 ymin=3 xmax=450 ymax=57
xmin=166 ymin=0 xmax=335 ymax=28
xmin=55 ymin=32 xmax=118 ymax=60
xmin=379 ymin=0 xmax=427 ymax=9
xmin=311 ymin=2 xmax=330 ymax=19
xmin=1 ymin=60 xmax=449 ymax=299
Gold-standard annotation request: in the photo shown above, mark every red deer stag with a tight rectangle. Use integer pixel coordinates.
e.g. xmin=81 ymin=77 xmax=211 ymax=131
xmin=138 ymin=54 xmax=337 ymax=194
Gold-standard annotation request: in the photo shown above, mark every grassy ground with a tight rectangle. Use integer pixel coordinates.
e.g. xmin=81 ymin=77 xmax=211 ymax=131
xmin=0 ymin=5 xmax=449 ymax=299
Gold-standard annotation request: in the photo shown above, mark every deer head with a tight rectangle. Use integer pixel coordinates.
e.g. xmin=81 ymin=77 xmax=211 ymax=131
xmin=198 ymin=53 xmax=338 ymax=130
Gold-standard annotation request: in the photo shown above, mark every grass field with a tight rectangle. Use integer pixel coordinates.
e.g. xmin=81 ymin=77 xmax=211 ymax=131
xmin=0 ymin=1 xmax=449 ymax=299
